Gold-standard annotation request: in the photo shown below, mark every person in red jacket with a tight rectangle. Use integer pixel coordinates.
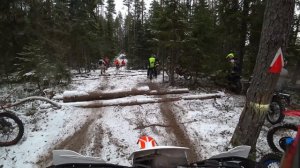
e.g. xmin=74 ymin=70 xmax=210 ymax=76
xmin=104 ymin=56 xmax=110 ymax=69
xmin=114 ymin=59 xmax=120 ymax=74
xmin=121 ymin=59 xmax=126 ymax=67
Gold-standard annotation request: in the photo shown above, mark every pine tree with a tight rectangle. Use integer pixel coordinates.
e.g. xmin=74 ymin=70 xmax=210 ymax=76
xmin=188 ymin=0 xmax=218 ymax=75
xmin=105 ymin=0 xmax=117 ymax=57
xmin=246 ymin=0 xmax=266 ymax=76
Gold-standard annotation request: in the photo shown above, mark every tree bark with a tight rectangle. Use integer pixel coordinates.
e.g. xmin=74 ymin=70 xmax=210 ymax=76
xmin=63 ymin=88 xmax=190 ymax=102
xmin=230 ymin=0 xmax=294 ymax=157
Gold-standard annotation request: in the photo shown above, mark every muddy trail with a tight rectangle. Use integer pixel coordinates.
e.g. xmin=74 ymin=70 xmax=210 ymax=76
xmin=7 ymin=69 xmax=299 ymax=168
xmin=37 ymin=72 xmax=201 ymax=167
xmin=37 ymin=75 xmax=111 ymax=168
xmin=147 ymin=82 xmax=200 ymax=162
xmin=37 ymin=107 xmax=104 ymax=168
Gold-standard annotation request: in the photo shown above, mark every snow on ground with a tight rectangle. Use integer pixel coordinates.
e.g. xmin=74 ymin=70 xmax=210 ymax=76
xmin=1 ymin=67 xmax=299 ymax=167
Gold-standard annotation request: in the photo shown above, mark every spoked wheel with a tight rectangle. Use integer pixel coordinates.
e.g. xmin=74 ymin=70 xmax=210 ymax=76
xmin=231 ymin=80 xmax=242 ymax=94
xmin=258 ymin=153 xmax=282 ymax=168
xmin=0 ymin=112 xmax=24 ymax=146
xmin=267 ymin=124 xmax=298 ymax=153
xmin=183 ymin=71 xmax=192 ymax=80
xmin=165 ymin=68 xmax=171 ymax=76
xmin=266 ymin=100 xmax=285 ymax=125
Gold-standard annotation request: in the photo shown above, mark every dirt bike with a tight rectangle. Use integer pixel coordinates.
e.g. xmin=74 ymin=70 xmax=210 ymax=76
xmin=0 ymin=94 xmax=61 ymax=147
xmin=210 ymin=70 xmax=242 ymax=94
xmin=258 ymin=152 xmax=283 ymax=168
xmin=266 ymin=92 xmax=291 ymax=125
xmin=48 ymin=136 xmax=260 ymax=168
xmin=227 ymin=73 xmax=242 ymax=94
xmin=165 ymin=65 xmax=192 ymax=80
xmin=258 ymin=123 xmax=300 ymax=168
xmin=267 ymin=123 xmax=298 ymax=153
xmin=0 ymin=107 xmax=24 ymax=147
xmin=175 ymin=66 xmax=192 ymax=80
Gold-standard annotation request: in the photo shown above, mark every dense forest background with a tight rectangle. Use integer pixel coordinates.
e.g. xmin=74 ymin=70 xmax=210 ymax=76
xmin=0 ymin=0 xmax=300 ymax=89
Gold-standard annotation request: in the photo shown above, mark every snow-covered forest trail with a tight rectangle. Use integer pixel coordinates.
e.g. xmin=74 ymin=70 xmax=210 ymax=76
xmin=36 ymin=68 xmax=206 ymax=166
xmin=147 ymin=82 xmax=200 ymax=162
xmin=3 ymin=67 xmax=298 ymax=168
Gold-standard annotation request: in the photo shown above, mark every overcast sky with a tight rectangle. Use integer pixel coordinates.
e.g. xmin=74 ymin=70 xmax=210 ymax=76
xmin=114 ymin=0 xmax=151 ymax=16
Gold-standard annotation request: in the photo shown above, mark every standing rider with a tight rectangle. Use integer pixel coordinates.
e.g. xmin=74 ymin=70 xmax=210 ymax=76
xmin=99 ymin=58 xmax=106 ymax=75
xmin=225 ymin=51 xmax=241 ymax=92
xmin=226 ymin=51 xmax=240 ymax=77
xmin=114 ymin=59 xmax=120 ymax=74
xmin=104 ymin=56 xmax=110 ymax=69
xmin=148 ymin=55 xmax=156 ymax=80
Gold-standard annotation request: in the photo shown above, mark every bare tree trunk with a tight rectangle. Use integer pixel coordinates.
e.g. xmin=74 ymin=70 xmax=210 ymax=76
xmin=64 ymin=94 xmax=221 ymax=108
xmin=238 ymin=0 xmax=250 ymax=73
xmin=170 ymin=47 xmax=175 ymax=85
xmin=230 ymin=0 xmax=294 ymax=157
xmin=141 ymin=0 xmax=144 ymax=24
xmin=63 ymin=88 xmax=190 ymax=102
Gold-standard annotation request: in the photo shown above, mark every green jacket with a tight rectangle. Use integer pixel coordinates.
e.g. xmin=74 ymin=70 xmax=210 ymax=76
xmin=149 ymin=57 xmax=156 ymax=68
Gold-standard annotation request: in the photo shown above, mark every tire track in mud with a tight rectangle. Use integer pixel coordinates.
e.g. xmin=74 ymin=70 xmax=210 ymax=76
xmin=36 ymin=109 xmax=104 ymax=168
xmin=98 ymin=74 xmax=110 ymax=90
xmin=147 ymin=82 xmax=200 ymax=162
xmin=38 ymin=73 xmax=112 ymax=167
xmin=37 ymin=71 xmax=137 ymax=167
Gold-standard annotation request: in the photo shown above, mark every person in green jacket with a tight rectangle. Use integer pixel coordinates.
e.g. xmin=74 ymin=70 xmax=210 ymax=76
xmin=147 ymin=55 xmax=156 ymax=80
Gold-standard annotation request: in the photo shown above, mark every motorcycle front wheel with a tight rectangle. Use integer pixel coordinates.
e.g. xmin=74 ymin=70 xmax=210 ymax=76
xmin=183 ymin=71 xmax=192 ymax=80
xmin=267 ymin=124 xmax=298 ymax=153
xmin=0 ymin=112 xmax=24 ymax=146
xmin=266 ymin=100 xmax=285 ymax=125
xmin=258 ymin=153 xmax=282 ymax=168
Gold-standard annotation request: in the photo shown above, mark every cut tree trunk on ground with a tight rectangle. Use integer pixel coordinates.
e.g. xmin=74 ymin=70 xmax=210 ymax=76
xmin=5 ymin=96 xmax=62 ymax=109
xmin=63 ymin=87 xmax=190 ymax=102
xmin=63 ymin=93 xmax=221 ymax=108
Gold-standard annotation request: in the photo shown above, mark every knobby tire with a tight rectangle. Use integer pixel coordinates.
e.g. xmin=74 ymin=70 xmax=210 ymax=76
xmin=0 ymin=112 xmax=24 ymax=146
xmin=266 ymin=100 xmax=285 ymax=125
xmin=258 ymin=153 xmax=282 ymax=168
xmin=267 ymin=124 xmax=298 ymax=153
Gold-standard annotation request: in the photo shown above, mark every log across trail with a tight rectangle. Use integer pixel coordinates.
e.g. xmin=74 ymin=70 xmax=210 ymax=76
xmin=63 ymin=86 xmax=190 ymax=102
xmin=63 ymin=93 xmax=222 ymax=108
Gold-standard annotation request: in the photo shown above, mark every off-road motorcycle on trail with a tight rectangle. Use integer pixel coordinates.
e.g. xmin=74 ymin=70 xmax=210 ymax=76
xmin=240 ymin=76 xmax=292 ymax=125
xmin=240 ymin=74 xmax=293 ymax=125
xmin=266 ymin=92 xmax=291 ymax=125
xmin=0 ymin=111 xmax=24 ymax=146
xmin=48 ymin=136 xmax=264 ymax=168
xmin=165 ymin=65 xmax=192 ymax=81
xmin=267 ymin=123 xmax=298 ymax=153
xmin=210 ymin=70 xmax=242 ymax=94
xmin=0 ymin=94 xmax=61 ymax=147
xmin=227 ymin=73 xmax=242 ymax=94
xmin=258 ymin=152 xmax=283 ymax=168
xmin=0 ymin=95 xmax=24 ymax=147
xmin=258 ymin=123 xmax=300 ymax=168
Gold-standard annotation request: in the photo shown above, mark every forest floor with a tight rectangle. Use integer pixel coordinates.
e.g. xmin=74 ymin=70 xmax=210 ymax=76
xmin=1 ymin=67 xmax=300 ymax=168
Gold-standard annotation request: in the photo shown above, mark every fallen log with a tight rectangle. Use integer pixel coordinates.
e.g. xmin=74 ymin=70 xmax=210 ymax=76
xmin=63 ymin=93 xmax=221 ymax=108
xmin=4 ymin=96 xmax=62 ymax=109
xmin=182 ymin=93 xmax=222 ymax=100
xmin=63 ymin=87 xmax=189 ymax=102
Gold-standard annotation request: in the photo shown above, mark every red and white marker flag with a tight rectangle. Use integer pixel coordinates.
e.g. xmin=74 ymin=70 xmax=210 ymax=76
xmin=268 ymin=48 xmax=284 ymax=74
xmin=137 ymin=136 xmax=157 ymax=149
